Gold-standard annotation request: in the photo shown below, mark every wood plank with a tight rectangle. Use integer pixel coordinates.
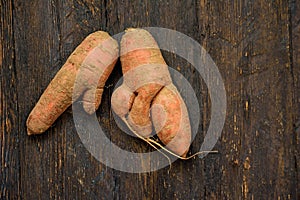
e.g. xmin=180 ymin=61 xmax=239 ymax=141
xmin=13 ymin=0 xmax=66 ymax=198
xmin=13 ymin=0 xmax=119 ymax=199
xmin=198 ymin=1 xmax=297 ymax=199
xmin=291 ymin=0 xmax=300 ymax=197
xmin=0 ymin=1 xmax=21 ymax=199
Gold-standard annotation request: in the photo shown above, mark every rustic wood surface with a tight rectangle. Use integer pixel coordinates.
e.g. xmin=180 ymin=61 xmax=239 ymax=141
xmin=1 ymin=0 xmax=299 ymax=199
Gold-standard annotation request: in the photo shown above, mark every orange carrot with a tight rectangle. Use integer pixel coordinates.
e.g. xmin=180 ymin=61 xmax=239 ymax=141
xmin=111 ymin=28 xmax=191 ymax=157
xmin=27 ymin=31 xmax=118 ymax=135
xmin=111 ymin=28 xmax=172 ymax=137
xmin=151 ymin=84 xmax=191 ymax=157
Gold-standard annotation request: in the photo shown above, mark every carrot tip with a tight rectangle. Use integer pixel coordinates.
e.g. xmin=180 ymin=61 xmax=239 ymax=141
xmin=27 ymin=127 xmax=34 ymax=136
xmin=181 ymin=153 xmax=187 ymax=158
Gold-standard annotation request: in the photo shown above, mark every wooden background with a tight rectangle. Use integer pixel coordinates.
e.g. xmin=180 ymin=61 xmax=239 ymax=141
xmin=1 ymin=0 xmax=299 ymax=199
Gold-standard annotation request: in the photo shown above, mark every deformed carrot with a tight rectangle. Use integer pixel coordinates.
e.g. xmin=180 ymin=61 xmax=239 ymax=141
xmin=111 ymin=29 xmax=171 ymax=137
xmin=26 ymin=31 xmax=118 ymax=135
xmin=111 ymin=28 xmax=172 ymax=137
xmin=151 ymin=84 xmax=191 ymax=157
xmin=111 ymin=28 xmax=191 ymax=157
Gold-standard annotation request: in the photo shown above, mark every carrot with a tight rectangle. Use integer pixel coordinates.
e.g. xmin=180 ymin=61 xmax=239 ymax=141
xmin=151 ymin=84 xmax=191 ymax=157
xmin=111 ymin=28 xmax=172 ymax=137
xmin=111 ymin=28 xmax=191 ymax=157
xmin=26 ymin=31 xmax=118 ymax=135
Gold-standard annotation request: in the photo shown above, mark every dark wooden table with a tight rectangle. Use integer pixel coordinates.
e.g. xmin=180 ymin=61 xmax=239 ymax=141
xmin=1 ymin=0 xmax=299 ymax=199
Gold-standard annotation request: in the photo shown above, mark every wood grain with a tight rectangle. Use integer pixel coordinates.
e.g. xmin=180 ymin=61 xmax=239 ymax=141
xmin=0 ymin=0 xmax=298 ymax=199
xmin=1 ymin=1 xmax=21 ymax=199
xmin=291 ymin=0 xmax=300 ymax=198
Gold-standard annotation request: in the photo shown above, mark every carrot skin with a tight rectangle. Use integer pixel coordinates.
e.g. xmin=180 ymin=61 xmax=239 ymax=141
xmin=112 ymin=28 xmax=171 ymax=137
xmin=112 ymin=28 xmax=192 ymax=157
xmin=151 ymin=84 xmax=191 ymax=157
xmin=27 ymin=31 xmax=118 ymax=135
